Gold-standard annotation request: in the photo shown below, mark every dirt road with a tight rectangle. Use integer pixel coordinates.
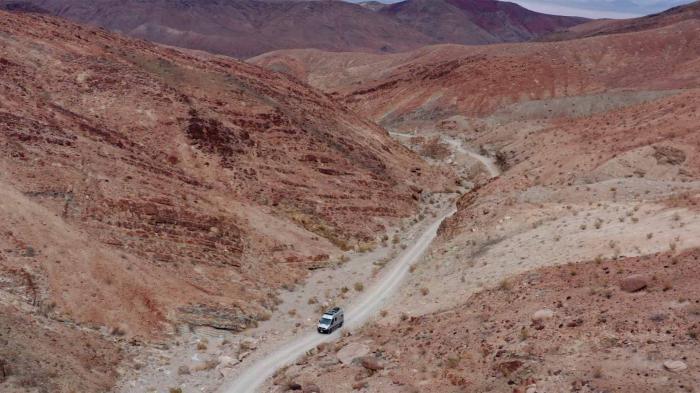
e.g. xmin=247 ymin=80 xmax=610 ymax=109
xmin=221 ymin=138 xmax=501 ymax=393
xmin=220 ymin=209 xmax=454 ymax=393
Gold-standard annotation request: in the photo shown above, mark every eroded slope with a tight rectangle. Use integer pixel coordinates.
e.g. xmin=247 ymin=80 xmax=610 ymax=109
xmin=0 ymin=10 xmax=448 ymax=391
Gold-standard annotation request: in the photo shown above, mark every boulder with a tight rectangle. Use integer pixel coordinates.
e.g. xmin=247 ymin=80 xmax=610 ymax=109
xmin=218 ymin=355 xmax=239 ymax=368
xmin=531 ymin=309 xmax=554 ymax=322
xmin=663 ymin=360 xmax=687 ymax=372
xmin=240 ymin=338 xmax=258 ymax=350
xmin=620 ymin=274 xmax=648 ymax=292
xmin=337 ymin=343 xmax=370 ymax=365
xmin=216 ymin=355 xmax=239 ymax=377
xmin=302 ymin=383 xmax=321 ymax=393
xmin=238 ymin=351 xmax=251 ymax=361
xmin=360 ymin=356 xmax=384 ymax=371
xmin=352 ymin=381 xmax=368 ymax=390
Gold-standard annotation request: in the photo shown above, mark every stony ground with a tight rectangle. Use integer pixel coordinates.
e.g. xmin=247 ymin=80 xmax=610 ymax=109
xmin=2 ymin=4 xmax=700 ymax=393
xmin=277 ymin=248 xmax=700 ymax=393
xmin=0 ymin=10 xmax=450 ymax=393
xmin=252 ymin=10 xmax=700 ymax=393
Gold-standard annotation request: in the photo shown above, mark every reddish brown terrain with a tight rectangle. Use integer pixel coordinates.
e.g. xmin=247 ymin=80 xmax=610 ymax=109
xmin=252 ymin=18 xmax=700 ymax=128
xmin=542 ymin=1 xmax=700 ymax=41
xmin=284 ymin=249 xmax=700 ymax=392
xmin=254 ymin=7 xmax=700 ymax=392
xmin=0 ymin=0 xmax=586 ymax=58
xmin=0 ymin=9 xmax=450 ymax=392
xmin=1 ymin=2 xmax=699 ymax=393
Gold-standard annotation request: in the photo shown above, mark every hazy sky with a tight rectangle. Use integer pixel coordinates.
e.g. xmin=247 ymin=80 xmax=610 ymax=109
xmin=348 ymin=0 xmax=694 ymax=19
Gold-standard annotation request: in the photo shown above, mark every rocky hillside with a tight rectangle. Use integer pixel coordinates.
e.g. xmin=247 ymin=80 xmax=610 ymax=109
xmin=252 ymin=17 xmax=700 ymax=129
xmin=0 ymin=9 xmax=448 ymax=392
xmin=542 ymin=1 xmax=700 ymax=41
xmin=259 ymin=12 xmax=700 ymax=393
xmin=0 ymin=0 xmax=587 ymax=58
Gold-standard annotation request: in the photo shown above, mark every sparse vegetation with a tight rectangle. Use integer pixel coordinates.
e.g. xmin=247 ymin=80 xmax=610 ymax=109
xmin=354 ymin=282 xmax=365 ymax=292
xmin=499 ymin=279 xmax=513 ymax=291
xmin=519 ymin=327 xmax=529 ymax=341
xmin=445 ymin=354 xmax=461 ymax=369
xmin=356 ymin=242 xmax=376 ymax=253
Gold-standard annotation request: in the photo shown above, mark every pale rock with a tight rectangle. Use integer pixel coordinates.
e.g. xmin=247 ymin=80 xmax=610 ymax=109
xmin=218 ymin=355 xmax=239 ymax=368
xmin=337 ymin=343 xmax=370 ymax=365
xmin=663 ymin=360 xmax=687 ymax=372
xmin=237 ymin=351 xmax=251 ymax=361
xmin=620 ymin=274 xmax=648 ymax=292
xmin=532 ymin=309 xmax=554 ymax=322
xmin=240 ymin=338 xmax=258 ymax=350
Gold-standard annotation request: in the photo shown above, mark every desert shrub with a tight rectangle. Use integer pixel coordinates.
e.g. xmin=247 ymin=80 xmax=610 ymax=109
xmin=499 ymin=279 xmax=513 ymax=291
xmin=445 ymin=355 xmax=461 ymax=369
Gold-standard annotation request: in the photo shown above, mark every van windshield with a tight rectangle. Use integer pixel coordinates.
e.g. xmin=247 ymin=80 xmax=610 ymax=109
xmin=319 ymin=317 xmax=332 ymax=325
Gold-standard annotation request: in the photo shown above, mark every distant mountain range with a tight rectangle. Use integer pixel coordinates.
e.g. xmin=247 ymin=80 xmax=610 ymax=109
xmin=0 ymin=0 xmax=588 ymax=58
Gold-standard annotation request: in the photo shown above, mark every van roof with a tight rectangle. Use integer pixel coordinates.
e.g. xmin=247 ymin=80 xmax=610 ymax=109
xmin=325 ymin=307 xmax=342 ymax=315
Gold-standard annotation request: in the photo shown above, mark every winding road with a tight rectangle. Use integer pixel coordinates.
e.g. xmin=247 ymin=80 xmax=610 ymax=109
xmin=222 ymin=137 xmax=499 ymax=393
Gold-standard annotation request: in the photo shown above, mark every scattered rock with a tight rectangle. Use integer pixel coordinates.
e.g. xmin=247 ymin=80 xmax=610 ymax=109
xmin=531 ymin=309 xmax=554 ymax=322
xmin=318 ymin=358 xmax=340 ymax=368
xmin=360 ymin=356 xmax=384 ymax=371
xmin=240 ymin=338 xmax=258 ymax=350
xmin=493 ymin=360 xmax=523 ymax=377
xmin=620 ymin=274 xmax=648 ymax=292
xmin=653 ymin=145 xmax=686 ymax=165
xmin=566 ymin=318 xmax=584 ymax=327
xmin=525 ymin=385 xmax=538 ymax=393
xmin=352 ymin=381 xmax=368 ymax=390
xmin=238 ymin=351 xmax=251 ymax=361
xmin=337 ymin=343 xmax=370 ymax=365
xmin=288 ymin=382 xmax=302 ymax=391
xmin=663 ymin=360 xmax=687 ymax=372
xmin=302 ymin=383 xmax=321 ymax=393
xmin=216 ymin=355 xmax=239 ymax=377
xmin=218 ymin=355 xmax=239 ymax=368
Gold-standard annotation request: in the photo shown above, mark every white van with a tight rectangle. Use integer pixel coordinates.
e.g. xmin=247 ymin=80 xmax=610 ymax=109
xmin=317 ymin=307 xmax=344 ymax=334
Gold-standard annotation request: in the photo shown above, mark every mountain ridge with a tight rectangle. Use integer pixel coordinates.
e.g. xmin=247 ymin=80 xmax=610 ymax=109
xmin=0 ymin=0 xmax=588 ymax=58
